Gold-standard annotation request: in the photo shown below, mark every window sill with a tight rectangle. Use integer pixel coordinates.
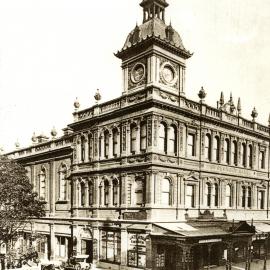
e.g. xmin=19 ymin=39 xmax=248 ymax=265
xmin=56 ymin=200 xmax=69 ymax=204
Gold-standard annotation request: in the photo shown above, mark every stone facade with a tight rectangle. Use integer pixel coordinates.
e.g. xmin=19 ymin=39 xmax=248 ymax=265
xmin=6 ymin=1 xmax=270 ymax=269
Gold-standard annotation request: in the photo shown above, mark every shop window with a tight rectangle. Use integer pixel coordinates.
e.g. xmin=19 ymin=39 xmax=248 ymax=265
xmin=205 ymin=134 xmax=211 ymax=160
xmin=104 ymin=130 xmax=110 ymax=159
xmin=232 ymin=141 xmax=238 ymax=166
xmin=187 ymin=133 xmax=196 ymax=157
xmin=55 ymin=236 xmax=70 ymax=258
xmin=206 ymin=182 xmax=211 ymax=207
xmin=59 ymin=164 xmax=67 ymax=201
xmin=158 ymin=123 xmax=167 ymax=153
xmin=88 ymin=181 xmax=94 ymax=206
xmin=100 ymin=230 xmax=121 ymax=264
xmin=186 ymin=185 xmax=195 ymax=208
xmin=156 ymin=246 xmax=165 ymax=267
xmin=225 ymin=184 xmax=232 ymax=207
xmin=140 ymin=122 xmax=147 ymax=151
xmin=213 ymin=136 xmax=220 ymax=162
xmin=168 ymin=125 xmax=177 ymax=155
xmin=130 ymin=124 xmax=137 ymax=154
xmin=135 ymin=178 xmax=145 ymax=206
xmin=128 ymin=233 xmax=147 ymax=268
xmin=258 ymin=190 xmax=265 ymax=209
xmin=224 ymin=139 xmax=230 ymax=164
xmin=161 ymin=178 xmax=171 ymax=205
xmin=213 ymin=183 xmax=218 ymax=207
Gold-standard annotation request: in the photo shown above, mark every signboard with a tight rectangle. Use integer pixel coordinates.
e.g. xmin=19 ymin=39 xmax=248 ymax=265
xmin=199 ymin=238 xmax=222 ymax=244
xmin=123 ymin=211 xmax=147 ymax=220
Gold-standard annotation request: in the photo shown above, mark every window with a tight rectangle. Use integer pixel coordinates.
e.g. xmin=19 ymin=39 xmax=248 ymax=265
xmin=168 ymin=125 xmax=177 ymax=155
xmin=187 ymin=133 xmax=196 ymax=157
xmin=213 ymin=183 xmax=218 ymax=207
xmin=80 ymin=182 xmax=86 ymax=206
xmin=258 ymin=190 xmax=265 ymax=209
xmin=89 ymin=181 xmax=94 ymax=206
xmin=39 ymin=168 xmax=46 ymax=200
xmin=88 ymin=134 xmax=93 ymax=160
xmin=100 ymin=230 xmax=121 ymax=263
xmin=260 ymin=151 xmax=265 ymax=169
xmin=248 ymin=145 xmax=253 ymax=168
xmin=140 ymin=122 xmax=147 ymax=151
xmin=206 ymin=182 xmax=211 ymax=207
xmin=247 ymin=187 xmax=252 ymax=208
xmin=104 ymin=180 xmax=109 ymax=206
xmin=59 ymin=164 xmax=67 ymax=200
xmin=242 ymin=143 xmax=247 ymax=167
xmin=241 ymin=186 xmax=246 ymax=208
xmin=232 ymin=141 xmax=238 ymax=166
xmin=112 ymin=179 xmax=119 ymax=206
xmin=81 ymin=136 xmax=86 ymax=162
xmin=113 ymin=129 xmax=119 ymax=157
xmin=104 ymin=130 xmax=110 ymax=159
xmin=186 ymin=185 xmax=195 ymax=208
xmin=225 ymin=185 xmax=232 ymax=207
xmin=55 ymin=236 xmax=70 ymax=258
xmin=161 ymin=179 xmax=171 ymax=205
xmin=158 ymin=123 xmax=167 ymax=153
xmin=130 ymin=124 xmax=137 ymax=153
xmin=205 ymin=134 xmax=211 ymax=160
xmin=213 ymin=136 xmax=220 ymax=162
xmin=224 ymin=139 xmax=230 ymax=164
xmin=135 ymin=178 xmax=145 ymax=206
xmin=128 ymin=233 xmax=147 ymax=268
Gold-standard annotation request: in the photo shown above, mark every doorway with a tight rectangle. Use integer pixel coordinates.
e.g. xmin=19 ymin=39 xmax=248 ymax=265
xmin=81 ymin=239 xmax=93 ymax=263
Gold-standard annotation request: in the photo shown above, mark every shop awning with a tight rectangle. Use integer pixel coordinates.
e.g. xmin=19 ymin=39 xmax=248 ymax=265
xmin=249 ymin=222 xmax=270 ymax=233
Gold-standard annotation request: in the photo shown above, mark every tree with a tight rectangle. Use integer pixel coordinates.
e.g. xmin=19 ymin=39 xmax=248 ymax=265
xmin=0 ymin=156 xmax=45 ymax=250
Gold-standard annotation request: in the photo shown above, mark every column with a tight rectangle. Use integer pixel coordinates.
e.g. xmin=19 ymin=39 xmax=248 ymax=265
xmin=145 ymin=172 xmax=154 ymax=207
xmin=145 ymin=233 xmax=152 ymax=270
xmin=120 ymin=228 xmax=128 ymax=266
xmin=126 ymin=125 xmax=130 ymax=155
xmin=49 ymin=160 xmax=55 ymax=216
xmin=136 ymin=125 xmax=140 ymax=154
xmin=121 ymin=173 xmax=127 ymax=207
xmin=85 ymin=137 xmax=89 ymax=163
xmin=92 ymin=223 xmax=100 ymax=266
xmin=109 ymin=133 xmax=113 ymax=159
xmin=100 ymin=135 xmax=104 ymax=160
xmin=49 ymin=224 xmax=55 ymax=260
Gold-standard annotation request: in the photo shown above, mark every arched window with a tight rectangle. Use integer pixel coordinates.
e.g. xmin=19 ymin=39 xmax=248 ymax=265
xmin=225 ymin=184 xmax=232 ymax=207
xmin=112 ymin=129 xmax=119 ymax=157
xmin=258 ymin=190 xmax=265 ymax=209
xmin=140 ymin=122 xmax=147 ymax=151
xmin=242 ymin=143 xmax=247 ymax=167
xmin=260 ymin=151 xmax=265 ymax=169
xmin=80 ymin=182 xmax=86 ymax=206
xmin=88 ymin=133 xmax=93 ymax=161
xmin=89 ymin=181 xmax=94 ymax=206
xmin=104 ymin=180 xmax=109 ymax=206
xmin=224 ymin=139 xmax=230 ymax=164
xmin=213 ymin=136 xmax=220 ymax=162
xmin=206 ymin=182 xmax=211 ymax=207
xmin=247 ymin=187 xmax=252 ymax=208
xmin=158 ymin=123 xmax=167 ymax=153
xmin=112 ymin=179 xmax=119 ymax=206
xmin=205 ymin=134 xmax=211 ymax=160
xmin=130 ymin=124 xmax=137 ymax=153
xmin=168 ymin=125 xmax=177 ymax=155
xmin=241 ymin=186 xmax=246 ymax=207
xmin=161 ymin=179 xmax=171 ymax=205
xmin=232 ymin=141 xmax=238 ymax=166
xmin=248 ymin=145 xmax=252 ymax=168
xmin=213 ymin=183 xmax=218 ymax=207
xmin=135 ymin=178 xmax=145 ymax=205
xmin=59 ymin=164 xmax=67 ymax=201
xmin=104 ymin=130 xmax=110 ymax=159
xmin=39 ymin=168 xmax=46 ymax=200
xmin=81 ymin=136 xmax=86 ymax=162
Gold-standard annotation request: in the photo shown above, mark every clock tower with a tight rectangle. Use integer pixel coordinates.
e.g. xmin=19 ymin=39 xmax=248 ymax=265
xmin=115 ymin=0 xmax=192 ymax=101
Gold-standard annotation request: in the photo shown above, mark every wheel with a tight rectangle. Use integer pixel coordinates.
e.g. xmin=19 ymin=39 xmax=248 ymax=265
xmin=75 ymin=264 xmax=81 ymax=270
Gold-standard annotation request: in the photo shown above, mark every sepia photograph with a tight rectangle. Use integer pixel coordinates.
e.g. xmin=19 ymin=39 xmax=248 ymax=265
xmin=1 ymin=0 xmax=270 ymax=269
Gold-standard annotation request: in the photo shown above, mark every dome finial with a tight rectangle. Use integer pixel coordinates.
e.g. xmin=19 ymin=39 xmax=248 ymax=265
xmin=94 ymin=89 xmax=102 ymax=104
xmin=31 ymin=132 xmax=37 ymax=143
xmin=219 ymin=91 xmax=224 ymax=106
xmin=251 ymin=107 xmax=258 ymax=122
xmin=198 ymin=86 xmax=207 ymax=103
xmin=140 ymin=0 xmax=169 ymax=23
xmin=74 ymin=97 xmax=80 ymax=111
xmin=51 ymin=126 xmax=57 ymax=139
xmin=15 ymin=140 xmax=20 ymax=149
xmin=237 ymin=98 xmax=241 ymax=115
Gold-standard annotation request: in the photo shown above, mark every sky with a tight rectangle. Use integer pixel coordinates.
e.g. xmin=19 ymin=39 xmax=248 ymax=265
xmin=0 ymin=0 xmax=270 ymax=152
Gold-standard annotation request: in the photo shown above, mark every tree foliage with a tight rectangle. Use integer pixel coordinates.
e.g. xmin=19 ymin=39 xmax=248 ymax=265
xmin=0 ymin=156 xmax=45 ymax=245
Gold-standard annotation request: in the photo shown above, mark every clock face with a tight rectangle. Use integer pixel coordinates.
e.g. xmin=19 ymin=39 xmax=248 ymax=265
xmin=131 ymin=63 xmax=145 ymax=83
xmin=162 ymin=66 xmax=174 ymax=84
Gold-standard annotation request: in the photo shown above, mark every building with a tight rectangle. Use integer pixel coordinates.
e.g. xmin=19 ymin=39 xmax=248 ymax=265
xmin=6 ymin=0 xmax=270 ymax=269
